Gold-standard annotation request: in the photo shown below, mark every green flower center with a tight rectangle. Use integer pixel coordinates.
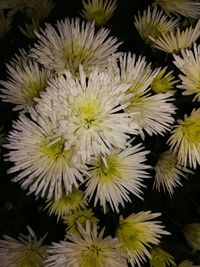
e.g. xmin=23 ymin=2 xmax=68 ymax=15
xmin=80 ymin=245 xmax=102 ymax=267
xmin=184 ymin=118 xmax=200 ymax=143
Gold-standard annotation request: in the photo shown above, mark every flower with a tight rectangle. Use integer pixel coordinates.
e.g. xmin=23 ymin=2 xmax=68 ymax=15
xmin=45 ymin=188 xmax=88 ymax=221
xmin=178 ymin=260 xmax=195 ymax=267
xmin=153 ymin=150 xmax=192 ymax=196
xmin=183 ymin=223 xmax=200 ymax=251
xmin=19 ymin=19 xmax=40 ymax=39
xmin=0 ymin=60 xmax=51 ymax=111
xmin=110 ymin=53 xmax=176 ymax=137
xmin=45 ymin=221 xmax=127 ymax=267
xmin=36 ymin=66 xmax=138 ymax=162
xmin=167 ymin=109 xmax=200 ymax=169
xmin=0 ymin=226 xmax=47 ymax=267
xmin=134 ymin=5 xmax=179 ymax=45
xmin=151 ymin=67 xmax=178 ymax=93
xmin=81 ymin=0 xmax=117 ymax=26
xmin=63 ymin=208 xmax=99 ymax=235
xmin=0 ymin=10 xmax=12 ymax=38
xmin=116 ymin=211 xmax=170 ymax=266
xmin=5 ymin=109 xmax=86 ymax=200
xmin=149 ymin=246 xmax=175 ymax=267
xmin=149 ymin=20 xmax=200 ymax=53
xmin=173 ymin=43 xmax=200 ymax=101
xmin=31 ymin=18 xmax=122 ymax=75
xmin=84 ymin=144 xmax=150 ymax=213
xmin=154 ymin=0 xmax=200 ymax=18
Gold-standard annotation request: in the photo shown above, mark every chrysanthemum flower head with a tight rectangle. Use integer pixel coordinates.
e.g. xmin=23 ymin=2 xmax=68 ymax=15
xmin=63 ymin=208 xmax=99 ymax=235
xmin=31 ymin=18 xmax=122 ymax=75
xmin=45 ymin=221 xmax=127 ymax=267
xmin=110 ymin=53 xmax=176 ymax=138
xmin=0 ymin=226 xmax=47 ymax=267
xmin=167 ymin=109 xmax=200 ymax=169
xmin=173 ymin=43 xmax=200 ymax=101
xmin=153 ymin=150 xmax=193 ymax=196
xmin=45 ymin=187 xmax=88 ymax=221
xmin=149 ymin=20 xmax=200 ymax=53
xmin=81 ymin=0 xmax=117 ymax=26
xmin=154 ymin=0 xmax=200 ymax=18
xmin=183 ymin=223 xmax=200 ymax=251
xmin=0 ymin=10 xmax=12 ymax=39
xmin=134 ymin=5 xmax=179 ymax=45
xmin=116 ymin=211 xmax=170 ymax=266
xmin=151 ymin=67 xmax=178 ymax=93
xmin=149 ymin=246 xmax=175 ymax=267
xmin=36 ymin=66 xmax=138 ymax=162
xmin=85 ymin=144 xmax=150 ymax=213
xmin=5 ymin=109 xmax=87 ymax=200
xmin=0 ymin=59 xmax=51 ymax=111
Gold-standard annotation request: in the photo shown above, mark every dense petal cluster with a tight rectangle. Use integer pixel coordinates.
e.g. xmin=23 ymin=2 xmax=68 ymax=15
xmin=31 ymin=18 xmax=122 ymax=75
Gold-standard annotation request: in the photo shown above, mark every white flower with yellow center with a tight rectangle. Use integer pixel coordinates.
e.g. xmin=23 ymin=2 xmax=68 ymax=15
xmin=168 ymin=109 xmax=200 ymax=169
xmin=111 ymin=53 xmax=176 ymax=137
xmin=154 ymin=150 xmax=193 ymax=196
xmin=149 ymin=20 xmax=200 ymax=53
xmin=85 ymin=144 xmax=150 ymax=213
xmin=5 ymin=109 xmax=86 ymax=200
xmin=45 ymin=221 xmax=127 ymax=267
xmin=154 ymin=0 xmax=200 ymax=18
xmin=134 ymin=5 xmax=179 ymax=45
xmin=116 ymin=211 xmax=170 ymax=267
xmin=31 ymin=18 xmax=122 ymax=75
xmin=0 ymin=226 xmax=47 ymax=267
xmin=0 ymin=60 xmax=51 ymax=111
xmin=81 ymin=0 xmax=117 ymax=26
xmin=36 ymin=66 xmax=138 ymax=162
xmin=173 ymin=43 xmax=200 ymax=101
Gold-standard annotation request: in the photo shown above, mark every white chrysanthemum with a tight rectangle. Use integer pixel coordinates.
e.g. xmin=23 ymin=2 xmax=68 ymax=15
xmin=5 ymin=109 xmax=86 ymax=200
xmin=45 ymin=221 xmax=127 ymax=267
xmin=0 ymin=60 xmax=51 ymax=111
xmin=168 ymin=109 xmax=200 ymax=169
xmin=116 ymin=211 xmax=170 ymax=267
xmin=36 ymin=66 xmax=138 ymax=162
xmin=31 ymin=17 xmax=122 ymax=75
xmin=85 ymin=144 xmax=150 ymax=213
xmin=81 ymin=0 xmax=117 ymax=26
xmin=110 ymin=53 xmax=176 ymax=137
xmin=173 ymin=43 xmax=200 ymax=101
xmin=154 ymin=150 xmax=193 ymax=196
xmin=0 ymin=226 xmax=47 ymax=267
xmin=134 ymin=5 xmax=179 ymax=44
xmin=154 ymin=0 xmax=200 ymax=18
xmin=149 ymin=20 xmax=200 ymax=53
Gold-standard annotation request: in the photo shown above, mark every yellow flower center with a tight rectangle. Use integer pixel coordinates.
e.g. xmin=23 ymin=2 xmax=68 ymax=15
xmin=184 ymin=118 xmax=200 ymax=143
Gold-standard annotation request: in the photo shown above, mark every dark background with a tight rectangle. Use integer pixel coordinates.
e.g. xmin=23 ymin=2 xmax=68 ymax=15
xmin=0 ymin=0 xmax=200 ymax=265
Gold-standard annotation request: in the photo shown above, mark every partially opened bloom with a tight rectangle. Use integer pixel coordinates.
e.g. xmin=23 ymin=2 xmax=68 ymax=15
xmin=116 ymin=211 xmax=170 ymax=266
xmin=173 ymin=43 xmax=200 ymax=101
xmin=183 ymin=223 xmax=200 ymax=251
xmin=31 ymin=18 xmax=121 ymax=75
xmin=5 ymin=109 xmax=86 ymax=200
xmin=149 ymin=246 xmax=175 ymax=267
xmin=36 ymin=66 xmax=138 ymax=162
xmin=45 ymin=188 xmax=88 ymax=221
xmin=26 ymin=0 xmax=55 ymax=22
xmin=81 ymin=0 xmax=117 ymax=26
xmin=168 ymin=109 xmax=200 ymax=169
xmin=63 ymin=208 xmax=99 ymax=235
xmin=85 ymin=144 xmax=150 ymax=213
xmin=45 ymin=221 xmax=126 ymax=267
xmin=0 ymin=60 xmax=51 ymax=111
xmin=154 ymin=150 xmax=192 ymax=196
xmin=110 ymin=53 xmax=176 ymax=137
xmin=134 ymin=5 xmax=179 ymax=45
xmin=154 ymin=0 xmax=200 ymax=18
xmin=151 ymin=67 xmax=178 ymax=93
xmin=0 ymin=226 xmax=47 ymax=267
xmin=150 ymin=20 xmax=200 ymax=53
